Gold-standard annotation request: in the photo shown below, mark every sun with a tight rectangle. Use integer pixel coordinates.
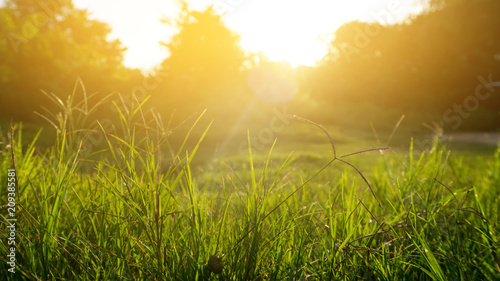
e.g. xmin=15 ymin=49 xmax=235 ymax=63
xmin=74 ymin=0 xmax=426 ymax=70
xmin=238 ymin=27 xmax=330 ymax=68
xmin=222 ymin=0 xmax=426 ymax=68
xmin=221 ymin=0 xmax=368 ymax=67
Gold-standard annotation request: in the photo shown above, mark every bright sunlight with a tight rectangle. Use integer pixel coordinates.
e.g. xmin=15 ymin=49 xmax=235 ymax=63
xmin=73 ymin=0 xmax=426 ymax=69
xmin=3 ymin=0 xmax=500 ymax=279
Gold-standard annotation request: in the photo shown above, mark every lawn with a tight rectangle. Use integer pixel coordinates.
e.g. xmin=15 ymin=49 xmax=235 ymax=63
xmin=0 ymin=96 xmax=499 ymax=280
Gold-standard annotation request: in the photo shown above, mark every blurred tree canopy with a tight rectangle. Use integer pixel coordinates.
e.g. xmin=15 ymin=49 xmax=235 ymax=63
xmin=308 ymin=0 xmax=500 ymax=129
xmin=1 ymin=0 xmax=499 ymax=131
xmin=152 ymin=2 xmax=251 ymax=120
xmin=0 ymin=0 xmax=141 ymax=121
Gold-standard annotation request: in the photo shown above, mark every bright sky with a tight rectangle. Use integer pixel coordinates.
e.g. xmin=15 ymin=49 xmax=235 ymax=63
xmin=72 ymin=0 xmax=427 ymax=70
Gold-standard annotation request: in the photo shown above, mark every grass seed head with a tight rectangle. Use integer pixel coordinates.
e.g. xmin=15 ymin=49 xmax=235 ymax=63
xmin=206 ymin=255 xmax=224 ymax=274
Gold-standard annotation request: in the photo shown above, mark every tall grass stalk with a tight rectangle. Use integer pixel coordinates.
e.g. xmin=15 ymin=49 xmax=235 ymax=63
xmin=0 ymin=83 xmax=499 ymax=280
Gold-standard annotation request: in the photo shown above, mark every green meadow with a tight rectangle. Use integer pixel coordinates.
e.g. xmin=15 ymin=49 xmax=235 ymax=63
xmin=1 ymin=93 xmax=498 ymax=280
xmin=2 ymin=0 xmax=500 ymax=280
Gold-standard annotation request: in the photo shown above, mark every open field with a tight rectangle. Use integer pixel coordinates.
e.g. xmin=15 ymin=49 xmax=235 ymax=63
xmin=1 ymin=103 xmax=499 ymax=280
xmin=2 ymin=0 xmax=500 ymax=279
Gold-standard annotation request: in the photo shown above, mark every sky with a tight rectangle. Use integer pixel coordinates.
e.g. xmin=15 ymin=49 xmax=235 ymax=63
xmin=72 ymin=0 xmax=428 ymax=71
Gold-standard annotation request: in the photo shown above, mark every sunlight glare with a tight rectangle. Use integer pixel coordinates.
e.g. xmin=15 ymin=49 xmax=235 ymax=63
xmin=74 ymin=0 xmax=427 ymax=70
xmin=222 ymin=0 xmax=387 ymax=67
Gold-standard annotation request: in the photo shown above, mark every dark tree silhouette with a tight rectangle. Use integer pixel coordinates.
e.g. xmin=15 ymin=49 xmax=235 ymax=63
xmin=0 ymin=0 xmax=139 ymax=121
xmin=308 ymin=0 xmax=500 ymax=129
xmin=154 ymin=1 xmax=248 ymax=118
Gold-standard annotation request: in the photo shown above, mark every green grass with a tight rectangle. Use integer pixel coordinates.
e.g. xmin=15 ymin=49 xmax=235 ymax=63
xmin=0 ymin=89 xmax=499 ymax=280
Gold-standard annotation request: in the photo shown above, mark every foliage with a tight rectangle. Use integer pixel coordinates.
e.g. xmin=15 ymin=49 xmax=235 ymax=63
xmin=0 ymin=0 xmax=141 ymax=121
xmin=154 ymin=1 xmax=249 ymax=118
xmin=2 ymin=0 xmax=500 ymax=130
xmin=0 ymin=92 xmax=499 ymax=280
xmin=308 ymin=0 xmax=500 ymax=129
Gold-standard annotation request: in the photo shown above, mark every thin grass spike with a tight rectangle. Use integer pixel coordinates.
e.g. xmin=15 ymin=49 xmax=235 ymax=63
xmin=231 ymin=115 xmax=387 ymax=252
xmin=337 ymin=158 xmax=381 ymax=207
xmin=293 ymin=115 xmax=337 ymax=158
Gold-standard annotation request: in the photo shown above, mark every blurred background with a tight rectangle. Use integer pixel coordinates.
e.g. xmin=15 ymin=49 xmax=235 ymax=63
xmin=1 ymin=0 xmax=499 ymax=156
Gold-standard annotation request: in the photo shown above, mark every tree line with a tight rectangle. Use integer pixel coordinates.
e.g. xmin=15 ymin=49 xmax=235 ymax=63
xmin=1 ymin=0 xmax=499 ymax=131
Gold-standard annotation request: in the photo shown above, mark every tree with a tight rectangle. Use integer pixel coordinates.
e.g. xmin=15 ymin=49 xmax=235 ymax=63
xmin=154 ymin=1 xmax=248 ymax=118
xmin=309 ymin=0 xmax=500 ymax=129
xmin=0 ymin=0 xmax=138 ymax=121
